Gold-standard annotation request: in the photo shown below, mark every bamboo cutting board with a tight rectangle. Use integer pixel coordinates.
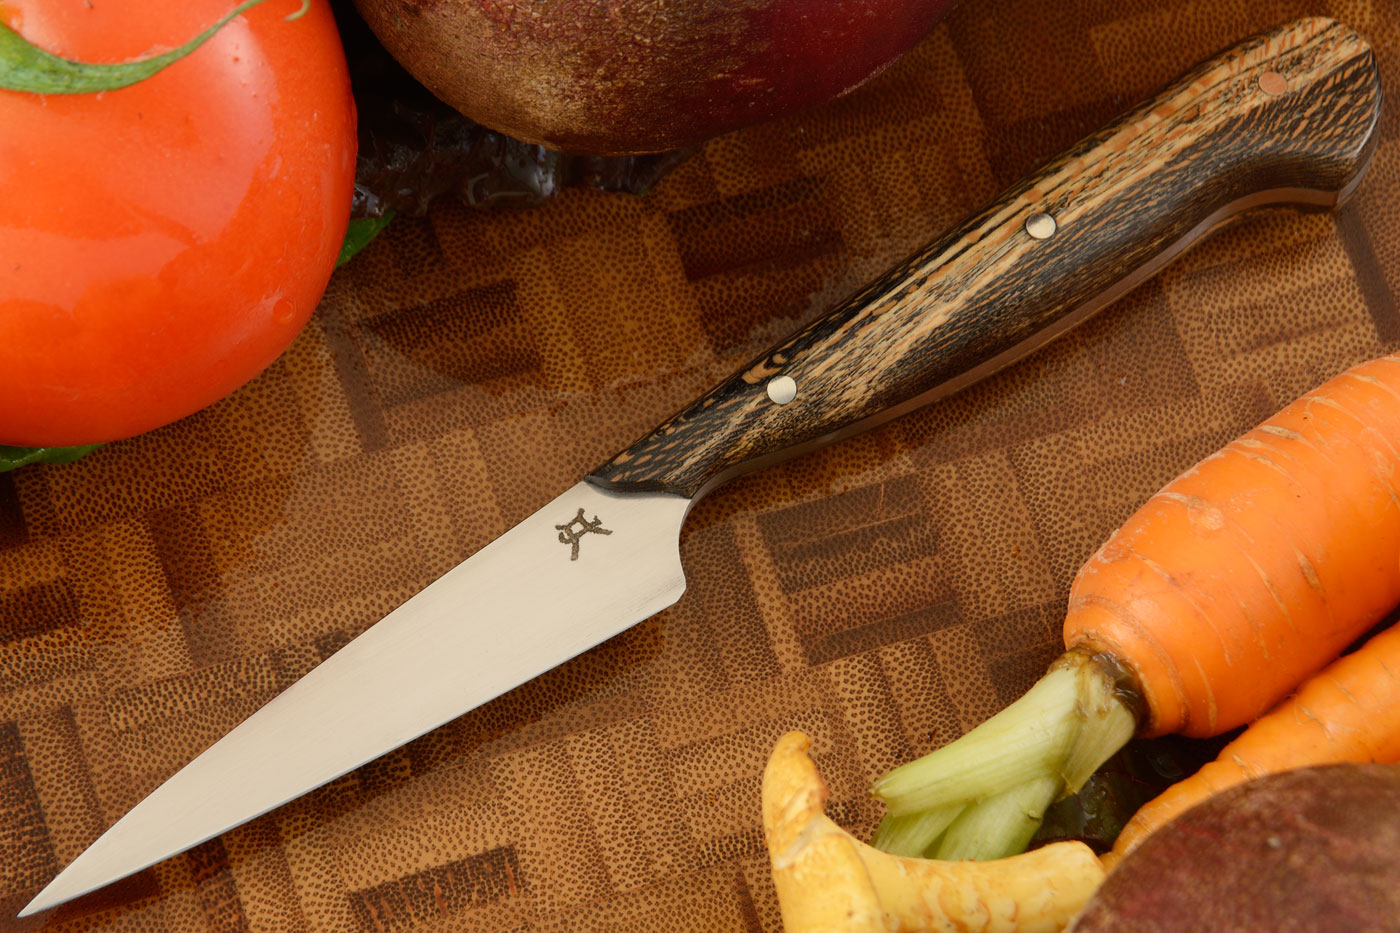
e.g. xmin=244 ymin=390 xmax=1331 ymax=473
xmin=2 ymin=0 xmax=1398 ymax=929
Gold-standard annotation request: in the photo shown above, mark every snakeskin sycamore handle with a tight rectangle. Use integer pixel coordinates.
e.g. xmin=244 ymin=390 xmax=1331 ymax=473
xmin=589 ymin=17 xmax=1383 ymax=499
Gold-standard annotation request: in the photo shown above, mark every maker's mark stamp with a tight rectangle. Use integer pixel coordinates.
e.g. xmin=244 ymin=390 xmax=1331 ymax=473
xmin=556 ymin=508 xmax=612 ymax=560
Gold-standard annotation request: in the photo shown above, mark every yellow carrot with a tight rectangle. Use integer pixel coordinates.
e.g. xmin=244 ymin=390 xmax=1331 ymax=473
xmin=763 ymin=731 xmax=1104 ymax=933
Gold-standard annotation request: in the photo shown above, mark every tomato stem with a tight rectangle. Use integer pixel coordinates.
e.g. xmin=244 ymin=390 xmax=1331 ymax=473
xmin=0 ymin=445 xmax=102 ymax=472
xmin=0 ymin=0 xmax=310 ymax=94
xmin=336 ymin=213 xmax=396 ymax=268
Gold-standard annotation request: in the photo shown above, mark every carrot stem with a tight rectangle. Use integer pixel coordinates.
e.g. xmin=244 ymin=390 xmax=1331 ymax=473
xmin=934 ymin=776 xmax=1060 ymax=861
xmin=872 ymin=651 xmax=1137 ymax=859
xmin=870 ymin=804 xmax=960 ymax=857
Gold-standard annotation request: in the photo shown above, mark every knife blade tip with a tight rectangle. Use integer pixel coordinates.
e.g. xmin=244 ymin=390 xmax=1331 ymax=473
xmin=18 ymin=881 xmax=66 ymax=918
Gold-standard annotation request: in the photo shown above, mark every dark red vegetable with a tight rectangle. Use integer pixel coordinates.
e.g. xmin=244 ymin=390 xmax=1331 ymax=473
xmin=350 ymin=0 xmax=958 ymax=154
xmin=1069 ymin=763 xmax=1400 ymax=931
xmin=332 ymin=1 xmax=692 ymax=218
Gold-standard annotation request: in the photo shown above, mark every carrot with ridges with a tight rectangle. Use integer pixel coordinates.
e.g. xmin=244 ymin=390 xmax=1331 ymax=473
xmin=1105 ymin=618 xmax=1400 ymax=867
xmin=1068 ymin=356 xmax=1400 ymax=738
xmin=871 ymin=354 xmax=1400 ymax=860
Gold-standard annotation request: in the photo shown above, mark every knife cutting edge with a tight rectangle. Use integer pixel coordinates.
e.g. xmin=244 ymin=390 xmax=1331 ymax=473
xmin=21 ymin=15 xmax=1381 ymax=916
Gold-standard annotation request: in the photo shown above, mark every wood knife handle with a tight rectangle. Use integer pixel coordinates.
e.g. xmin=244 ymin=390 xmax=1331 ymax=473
xmin=589 ymin=17 xmax=1383 ymax=499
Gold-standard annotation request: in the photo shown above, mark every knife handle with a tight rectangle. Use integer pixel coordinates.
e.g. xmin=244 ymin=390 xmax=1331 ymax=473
xmin=589 ymin=17 xmax=1383 ymax=500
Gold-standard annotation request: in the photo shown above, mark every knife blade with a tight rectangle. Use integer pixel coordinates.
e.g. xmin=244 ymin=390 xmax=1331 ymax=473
xmin=21 ymin=15 xmax=1381 ymax=916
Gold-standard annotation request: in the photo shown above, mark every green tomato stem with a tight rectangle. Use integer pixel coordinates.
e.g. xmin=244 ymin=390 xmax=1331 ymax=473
xmin=0 ymin=444 xmax=102 ymax=472
xmin=336 ymin=213 xmax=396 ymax=268
xmin=0 ymin=0 xmax=309 ymax=94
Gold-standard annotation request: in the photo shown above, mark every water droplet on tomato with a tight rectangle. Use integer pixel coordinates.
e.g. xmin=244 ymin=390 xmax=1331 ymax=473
xmin=273 ymin=297 xmax=297 ymax=325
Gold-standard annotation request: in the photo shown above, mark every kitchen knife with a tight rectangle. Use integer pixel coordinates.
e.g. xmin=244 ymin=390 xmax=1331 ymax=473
xmin=21 ymin=16 xmax=1381 ymax=916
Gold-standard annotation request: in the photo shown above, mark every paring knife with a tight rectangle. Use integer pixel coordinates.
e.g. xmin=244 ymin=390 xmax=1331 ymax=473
xmin=22 ymin=16 xmax=1381 ymax=916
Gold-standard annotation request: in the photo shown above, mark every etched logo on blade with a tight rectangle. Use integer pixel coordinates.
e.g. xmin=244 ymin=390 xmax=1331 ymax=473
xmin=556 ymin=508 xmax=613 ymax=560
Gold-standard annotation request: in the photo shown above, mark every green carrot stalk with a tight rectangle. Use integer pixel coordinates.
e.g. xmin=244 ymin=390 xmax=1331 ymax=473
xmin=872 ymin=651 xmax=1137 ymax=860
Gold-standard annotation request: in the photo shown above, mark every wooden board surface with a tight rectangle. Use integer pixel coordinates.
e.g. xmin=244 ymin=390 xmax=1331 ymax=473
xmin=2 ymin=0 xmax=1398 ymax=929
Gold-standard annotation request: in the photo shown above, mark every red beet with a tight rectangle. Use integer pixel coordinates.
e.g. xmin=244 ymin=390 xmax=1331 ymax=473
xmin=1069 ymin=764 xmax=1400 ymax=932
xmin=351 ymin=0 xmax=959 ymax=154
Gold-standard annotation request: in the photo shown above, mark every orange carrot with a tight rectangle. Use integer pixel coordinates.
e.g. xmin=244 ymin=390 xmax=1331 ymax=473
xmin=1067 ymin=354 xmax=1400 ymax=738
xmin=872 ymin=353 xmax=1400 ymax=862
xmin=1106 ymin=619 xmax=1400 ymax=866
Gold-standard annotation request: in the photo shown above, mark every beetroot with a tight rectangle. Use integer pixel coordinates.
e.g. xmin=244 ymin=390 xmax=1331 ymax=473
xmin=351 ymin=0 xmax=958 ymax=154
xmin=1069 ymin=763 xmax=1400 ymax=931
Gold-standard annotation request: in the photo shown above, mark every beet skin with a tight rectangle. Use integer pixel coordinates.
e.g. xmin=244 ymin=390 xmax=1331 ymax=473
xmin=1070 ymin=763 xmax=1400 ymax=931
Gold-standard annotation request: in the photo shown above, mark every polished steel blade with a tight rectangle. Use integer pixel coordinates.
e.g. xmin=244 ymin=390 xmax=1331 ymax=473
xmin=21 ymin=482 xmax=690 ymax=917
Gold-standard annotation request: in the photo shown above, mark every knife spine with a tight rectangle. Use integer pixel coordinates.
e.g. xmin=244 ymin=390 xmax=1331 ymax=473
xmin=587 ymin=16 xmax=1383 ymax=500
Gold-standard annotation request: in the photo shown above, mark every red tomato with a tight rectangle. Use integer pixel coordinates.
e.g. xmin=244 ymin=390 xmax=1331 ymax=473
xmin=0 ymin=0 xmax=356 ymax=445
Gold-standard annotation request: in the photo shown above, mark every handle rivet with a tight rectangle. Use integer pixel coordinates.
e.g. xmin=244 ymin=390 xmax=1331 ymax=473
xmin=1258 ymin=71 xmax=1289 ymax=96
xmin=1025 ymin=212 xmax=1058 ymax=239
xmin=767 ymin=375 xmax=798 ymax=405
